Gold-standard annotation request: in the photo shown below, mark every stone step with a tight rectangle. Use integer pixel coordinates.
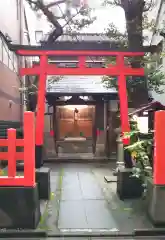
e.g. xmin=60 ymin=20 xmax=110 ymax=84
xmin=58 ymin=140 xmax=93 ymax=154
xmin=58 ymin=146 xmax=93 ymax=154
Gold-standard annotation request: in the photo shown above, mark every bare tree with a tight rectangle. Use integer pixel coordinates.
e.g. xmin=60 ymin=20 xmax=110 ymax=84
xmin=25 ymin=0 xmax=96 ymax=43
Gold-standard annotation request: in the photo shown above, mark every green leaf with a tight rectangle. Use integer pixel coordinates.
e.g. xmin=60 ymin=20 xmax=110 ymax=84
xmin=125 ymin=140 xmax=145 ymax=151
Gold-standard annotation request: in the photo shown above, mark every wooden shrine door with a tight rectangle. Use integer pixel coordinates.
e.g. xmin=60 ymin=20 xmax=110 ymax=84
xmin=57 ymin=105 xmax=95 ymax=139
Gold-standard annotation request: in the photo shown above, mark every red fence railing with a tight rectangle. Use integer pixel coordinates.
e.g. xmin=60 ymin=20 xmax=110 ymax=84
xmin=0 ymin=111 xmax=35 ymax=186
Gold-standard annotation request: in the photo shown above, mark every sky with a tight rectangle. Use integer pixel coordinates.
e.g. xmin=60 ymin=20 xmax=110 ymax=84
xmin=26 ymin=0 xmax=126 ymax=40
xmin=82 ymin=0 xmax=126 ymax=33
xmin=82 ymin=5 xmax=126 ymax=33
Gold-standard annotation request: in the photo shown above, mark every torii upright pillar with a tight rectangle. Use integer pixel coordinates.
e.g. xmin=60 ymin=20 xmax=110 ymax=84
xmin=35 ymin=55 xmax=47 ymax=168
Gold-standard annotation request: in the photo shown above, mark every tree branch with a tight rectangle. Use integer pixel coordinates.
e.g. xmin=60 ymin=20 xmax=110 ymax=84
xmin=103 ymin=0 xmax=122 ymax=7
xmin=25 ymin=0 xmax=63 ymax=40
xmin=26 ymin=0 xmax=95 ymax=42
xmin=143 ymin=0 xmax=154 ymax=12
xmin=46 ymin=0 xmax=66 ymax=8
xmin=26 ymin=0 xmax=62 ymax=29
xmin=61 ymin=5 xmax=96 ymax=31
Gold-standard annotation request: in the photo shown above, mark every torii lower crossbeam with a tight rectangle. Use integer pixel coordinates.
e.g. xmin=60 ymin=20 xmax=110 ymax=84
xmin=18 ymin=49 xmax=145 ymax=168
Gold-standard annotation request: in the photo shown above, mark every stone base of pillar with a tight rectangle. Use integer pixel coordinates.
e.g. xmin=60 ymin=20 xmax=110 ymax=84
xmin=146 ymin=178 xmax=165 ymax=226
xmin=117 ymin=168 xmax=143 ymax=200
xmin=36 ymin=167 xmax=51 ymax=200
xmin=35 ymin=145 xmax=44 ymax=169
xmin=0 ymin=185 xmax=40 ymax=229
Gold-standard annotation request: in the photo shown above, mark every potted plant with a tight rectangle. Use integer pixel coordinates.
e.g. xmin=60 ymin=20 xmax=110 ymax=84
xmin=117 ymin=119 xmax=153 ymax=200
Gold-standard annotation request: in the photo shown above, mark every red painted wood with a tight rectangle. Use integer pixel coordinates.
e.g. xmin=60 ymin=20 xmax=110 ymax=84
xmin=117 ymin=55 xmax=130 ymax=145
xmin=24 ymin=111 xmax=35 ymax=187
xmin=20 ymin=67 xmax=40 ymax=76
xmin=20 ymin=65 xmax=144 ymax=76
xmin=50 ymin=130 xmax=54 ymax=137
xmin=153 ymin=111 xmax=165 ymax=185
xmin=0 ymin=152 xmax=24 ymax=159
xmin=7 ymin=129 xmax=16 ymax=178
xmin=78 ymin=56 xmax=86 ymax=68
xmin=0 ymin=111 xmax=35 ymax=187
xmin=35 ymin=55 xmax=48 ymax=145
xmin=0 ymin=139 xmax=24 ymax=146
xmin=17 ymin=49 xmax=145 ymax=57
xmin=122 ymin=137 xmax=130 ymax=145
xmin=0 ymin=177 xmax=26 ymax=186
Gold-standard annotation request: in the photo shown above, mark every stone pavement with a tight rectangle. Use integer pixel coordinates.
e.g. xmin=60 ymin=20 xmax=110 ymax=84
xmin=42 ymin=162 xmax=153 ymax=235
xmin=58 ymin=165 xmax=118 ymax=230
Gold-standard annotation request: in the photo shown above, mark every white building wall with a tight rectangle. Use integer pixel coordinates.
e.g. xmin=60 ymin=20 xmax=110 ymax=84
xmin=24 ymin=1 xmax=40 ymax=45
xmin=0 ymin=0 xmax=35 ymax=70
xmin=0 ymin=0 xmax=20 ymax=43
xmin=148 ymin=0 xmax=165 ymax=105
xmin=0 ymin=0 xmax=22 ymax=72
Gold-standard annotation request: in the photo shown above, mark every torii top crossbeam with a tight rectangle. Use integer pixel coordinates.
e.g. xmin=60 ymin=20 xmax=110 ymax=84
xmin=18 ymin=50 xmax=145 ymax=77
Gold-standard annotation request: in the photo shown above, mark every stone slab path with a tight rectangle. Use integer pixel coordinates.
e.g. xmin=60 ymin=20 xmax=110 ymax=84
xmin=58 ymin=166 xmax=118 ymax=230
xmin=43 ymin=163 xmax=153 ymax=235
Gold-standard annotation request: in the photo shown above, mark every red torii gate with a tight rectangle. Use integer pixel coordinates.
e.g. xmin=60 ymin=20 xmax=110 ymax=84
xmin=17 ymin=49 xmax=145 ymax=167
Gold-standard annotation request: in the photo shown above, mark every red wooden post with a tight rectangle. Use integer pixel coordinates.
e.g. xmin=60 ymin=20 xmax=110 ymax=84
xmin=8 ymin=129 xmax=16 ymax=178
xmin=78 ymin=56 xmax=86 ymax=68
xmin=24 ymin=111 xmax=35 ymax=186
xmin=35 ymin=55 xmax=47 ymax=146
xmin=153 ymin=110 xmax=165 ymax=185
xmin=117 ymin=54 xmax=130 ymax=145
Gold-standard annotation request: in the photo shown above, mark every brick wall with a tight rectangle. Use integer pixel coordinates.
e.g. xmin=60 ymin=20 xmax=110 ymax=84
xmin=0 ymin=61 xmax=21 ymax=121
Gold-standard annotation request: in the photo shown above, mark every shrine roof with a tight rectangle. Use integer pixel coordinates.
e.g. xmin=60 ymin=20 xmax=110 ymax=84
xmin=41 ymin=33 xmax=113 ymax=43
xmin=0 ymin=31 xmax=156 ymax=53
xmin=129 ymin=101 xmax=165 ymax=116
xmin=46 ymin=75 xmax=117 ymax=95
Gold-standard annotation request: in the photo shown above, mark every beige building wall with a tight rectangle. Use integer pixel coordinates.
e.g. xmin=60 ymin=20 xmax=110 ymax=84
xmin=0 ymin=0 xmax=32 ymax=121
